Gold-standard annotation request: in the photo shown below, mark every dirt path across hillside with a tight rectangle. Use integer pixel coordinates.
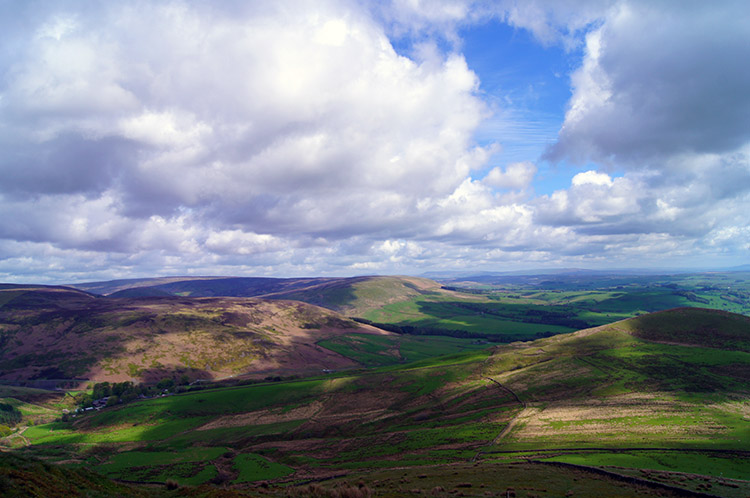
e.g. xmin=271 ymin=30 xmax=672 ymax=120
xmin=470 ymin=376 xmax=526 ymax=462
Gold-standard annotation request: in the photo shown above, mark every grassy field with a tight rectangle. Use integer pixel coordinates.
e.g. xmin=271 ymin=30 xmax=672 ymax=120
xmin=14 ymin=349 xmax=518 ymax=483
xmin=317 ymin=333 xmax=488 ymax=367
xmin=540 ymin=450 xmax=750 ymax=480
xmin=357 ymin=288 xmax=711 ymax=342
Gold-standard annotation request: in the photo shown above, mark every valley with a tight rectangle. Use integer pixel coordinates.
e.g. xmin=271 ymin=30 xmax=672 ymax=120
xmin=0 ymin=271 xmax=749 ymax=497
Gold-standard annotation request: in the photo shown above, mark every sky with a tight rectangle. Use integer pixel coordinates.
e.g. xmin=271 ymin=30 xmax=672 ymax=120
xmin=1 ymin=0 xmax=749 ymax=284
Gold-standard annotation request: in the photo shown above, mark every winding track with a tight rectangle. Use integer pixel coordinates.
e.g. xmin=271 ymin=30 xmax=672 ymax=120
xmin=470 ymin=375 xmax=526 ymax=462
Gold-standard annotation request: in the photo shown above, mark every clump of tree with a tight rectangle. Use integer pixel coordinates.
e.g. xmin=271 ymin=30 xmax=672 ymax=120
xmin=673 ymin=290 xmax=710 ymax=304
xmin=75 ymin=376 xmax=193 ymax=410
xmin=0 ymin=402 xmax=22 ymax=427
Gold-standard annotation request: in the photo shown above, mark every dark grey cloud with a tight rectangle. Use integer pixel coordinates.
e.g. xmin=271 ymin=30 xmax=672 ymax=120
xmin=0 ymin=134 xmax=134 ymax=197
xmin=546 ymin=0 xmax=750 ymax=164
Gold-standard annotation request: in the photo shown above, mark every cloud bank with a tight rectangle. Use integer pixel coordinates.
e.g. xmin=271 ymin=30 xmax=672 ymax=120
xmin=0 ymin=0 xmax=748 ymax=282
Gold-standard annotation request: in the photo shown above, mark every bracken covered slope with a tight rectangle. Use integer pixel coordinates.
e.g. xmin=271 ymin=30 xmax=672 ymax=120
xmin=0 ymin=286 xmax=388 ymax=383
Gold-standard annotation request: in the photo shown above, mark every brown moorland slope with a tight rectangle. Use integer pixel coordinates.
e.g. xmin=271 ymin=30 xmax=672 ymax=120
xmin=0 ymin=286 xmax=389 ymax=384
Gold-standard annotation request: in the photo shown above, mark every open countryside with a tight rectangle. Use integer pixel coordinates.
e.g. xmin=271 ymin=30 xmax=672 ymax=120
xmin=2 ymin=1 xmax=750 ymax=496
xmin=1 ymin=271 xmax=749 ymax=497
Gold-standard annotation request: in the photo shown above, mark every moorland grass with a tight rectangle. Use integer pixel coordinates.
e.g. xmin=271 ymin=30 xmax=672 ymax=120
xmin=233 ymin=453 xmax=294 ymax=483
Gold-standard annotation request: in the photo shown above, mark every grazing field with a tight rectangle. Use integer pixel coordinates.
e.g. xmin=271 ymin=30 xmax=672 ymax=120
xmin=478 ymin=311 xmax=750 ymax=455
xmin=317 ymin=333 xmax=488 ymax=366
xmin=14 ymin=349 xmax=519 ymax=484
xmin=541 ymin=450 xmax=750 ymax=481
xmin=441 ymin=270 xmax=750 ymax=315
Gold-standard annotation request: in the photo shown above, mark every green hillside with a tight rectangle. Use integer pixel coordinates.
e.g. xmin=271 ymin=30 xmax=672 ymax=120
xmin=6 ymin=307 xmax=748 ymax=497
xmin=268 ymin=275 xmax=443 ymax=314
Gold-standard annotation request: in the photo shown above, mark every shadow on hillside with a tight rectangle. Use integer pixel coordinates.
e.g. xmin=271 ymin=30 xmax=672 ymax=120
xmin=138 ymin=366 xmax=215 ymax=384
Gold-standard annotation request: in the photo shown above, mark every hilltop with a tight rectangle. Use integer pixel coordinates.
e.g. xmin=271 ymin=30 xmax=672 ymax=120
xmin=0 ymin=285 xmax=389 ymax=384
xmin=69 ymin=275 xmax=448 ymax=315
xmin=624 ymin=307 xmax=750 ymax=351
xmin=262 ymin=275 xmax=443 ymax=315
xmin=70 ymin=276 xmax=343 ymax=299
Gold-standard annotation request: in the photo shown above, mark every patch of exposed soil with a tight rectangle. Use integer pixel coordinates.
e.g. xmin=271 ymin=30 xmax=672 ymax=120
xmin=197 ymin=401 xmax=325 ymax=431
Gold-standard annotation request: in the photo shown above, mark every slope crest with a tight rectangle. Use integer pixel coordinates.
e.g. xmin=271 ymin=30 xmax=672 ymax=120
xmin=623 ymin=307 xmax=750 ymax=352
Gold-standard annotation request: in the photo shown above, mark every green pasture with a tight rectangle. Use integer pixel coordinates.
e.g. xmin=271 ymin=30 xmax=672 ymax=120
xmin=317 ymin=333 xmax=488 ymax=367
xmin=357 ymin=289 xmax=719 ymax=342
xmin=233 ymin=453 xmax=294 ymax=482
xmin=165 ymin=420 xmax=305 ymax=449
xmin=95 ymin=446 xmax=226 ymax=485
xmin=541 ymin=450 xmax=750 ymax=480
xmin=378 ymin=348 xmax=492 ymax=373
xmin=362 ymin=299 xmax=578 ymax=338
xmin=313 ymin=460 xmax=705 ymax=498
xmin=0 ymin=397 xmax=56 ymax=419
xmin=359 ymin=274 xmax=750 ymax=345
xmin=24 ymin=379 xmax=329 ymax=446
xmin=459 ymin=271 xmax=750 ymax=316
xmin=328 ymin=422 xmax=504 ymax=467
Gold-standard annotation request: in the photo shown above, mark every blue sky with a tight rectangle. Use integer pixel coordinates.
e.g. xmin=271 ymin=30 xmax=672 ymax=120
xmin=0 ymin=0 xmax=749 ymax=283
xmin=459 ymin=19 xmax=581 ymax=194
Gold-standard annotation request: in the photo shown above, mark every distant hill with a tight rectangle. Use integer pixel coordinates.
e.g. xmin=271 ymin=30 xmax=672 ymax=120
xmin=69 ymin=276 xmax=342 ymax=298
xmin=263 ymin=275 xmax=443 ymax=314
xmin=69 ymin=275 xmax=447 ymax=316
xmin=0 ymin=286 xmax=388 ymax=384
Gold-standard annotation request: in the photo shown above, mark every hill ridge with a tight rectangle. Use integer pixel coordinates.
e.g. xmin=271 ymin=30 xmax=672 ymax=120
xmin=0 ymin=286 xmax=390 ymax=384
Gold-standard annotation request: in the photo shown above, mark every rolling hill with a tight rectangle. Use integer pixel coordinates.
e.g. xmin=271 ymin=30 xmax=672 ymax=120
xmin=481 ymin=307 xmax=750 ymax=448
xmin=0 ymin=285 xmax=390 ymax=384
xmin=7 ymin=307 xmax=748 ymax=496
xmin=69 ymin=275 xmax=449 ymax=314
